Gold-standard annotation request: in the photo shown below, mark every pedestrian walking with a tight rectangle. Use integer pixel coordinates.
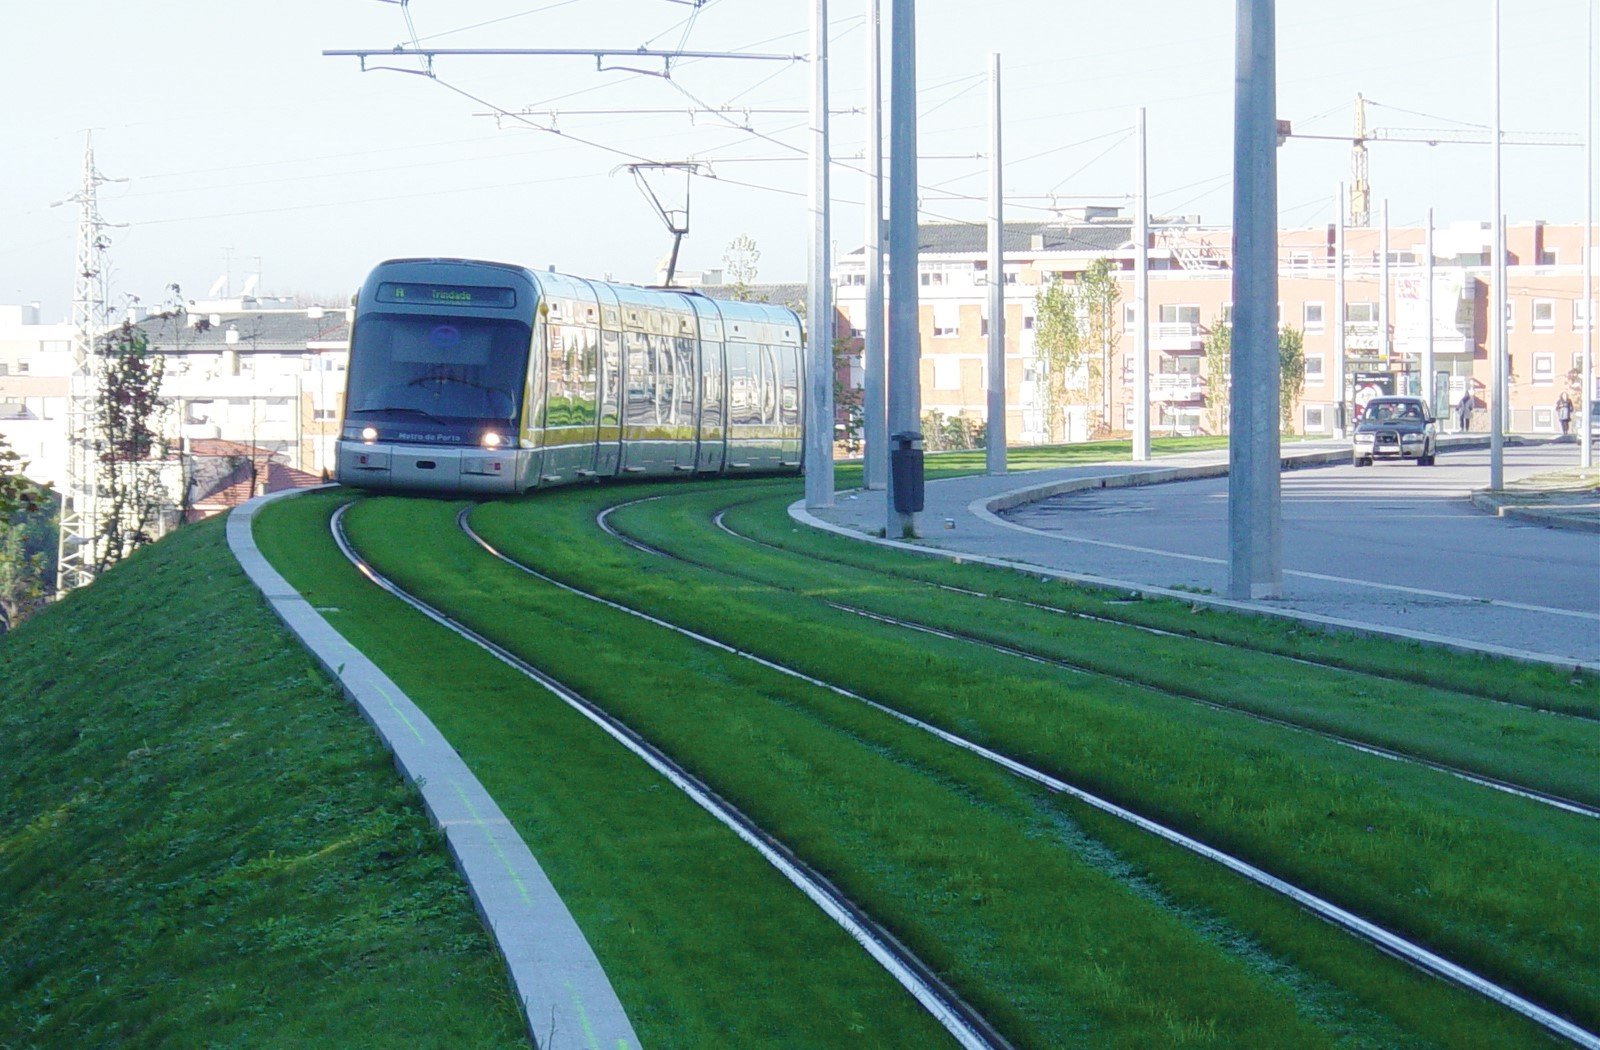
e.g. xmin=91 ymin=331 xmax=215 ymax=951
xmin=1456 ymin=390 xmax=1473 ymax=433
xmin=1556 ymin=393 xmax=1574 ymax=436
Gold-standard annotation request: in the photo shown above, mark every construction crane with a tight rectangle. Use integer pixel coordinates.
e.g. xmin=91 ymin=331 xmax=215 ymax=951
xmin=1286 ymin=94 xmax=1582 ymax=226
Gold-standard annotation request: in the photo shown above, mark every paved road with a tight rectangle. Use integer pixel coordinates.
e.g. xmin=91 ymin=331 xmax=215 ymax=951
xmin=807 ymin=440 xmax=1599 ymax=668
xmin=1002 ymin=444 xmax=1599 ymax=662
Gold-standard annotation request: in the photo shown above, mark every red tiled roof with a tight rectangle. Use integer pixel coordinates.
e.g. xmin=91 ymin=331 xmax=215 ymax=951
xmin=188 ymin=438 xmax=279 ymax=459
xmin=186 ymin=461 xmax=323 ymax=521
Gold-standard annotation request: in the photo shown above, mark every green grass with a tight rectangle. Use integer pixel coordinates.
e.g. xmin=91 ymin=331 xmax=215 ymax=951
xmin=467 ymin=482 xmax=1599 ymax=1039
xmin=633 ymin=487 xmax=1600 ymax=808
xmin=332 ymin=493 xmax=1405 ymax=1048
xmin=0 ymin=515 xmax=526 ymax=1048
xmin=255 ymin=491 xmax=956 ymax=1048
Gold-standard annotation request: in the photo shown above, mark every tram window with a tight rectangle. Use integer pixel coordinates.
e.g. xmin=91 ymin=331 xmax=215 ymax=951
xmin=346 ymin=313 xmax=528 ymax=424
xmin=626 ymin=333 xmax=654 ymax=426
xmin=653 ymin=337 xmax=673 ymax=425
xmin=760 ymin=346 xmax=779 ymax=425
xmin=778 ymin=346 xmax=800 ymax=427
xmin=728 ymin=344 xmax=758 ymax=427
xmin=675 ymin=337 xmax=696 ymax=426
xmin=599 ymin=331 xmax=620 ymax=426
xmin=702 ymin=343 xmax=723 ymax=430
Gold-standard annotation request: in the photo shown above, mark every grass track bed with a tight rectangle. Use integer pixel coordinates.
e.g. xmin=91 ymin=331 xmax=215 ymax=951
xmin=343 ymin=494 xmax=1395 ymax=1047
xmin=0 ymin=514 xmax=526 ymax=1047
xmin=579 ymin=487 xmax=1600 ymax=1030
xmin=255 ymin=491 xmax=952 ymax=1048
xmin=465 ymin=484 xmax=1591 ymax=1046
xmin=646 ymin=488 xmax=1600 ymax=812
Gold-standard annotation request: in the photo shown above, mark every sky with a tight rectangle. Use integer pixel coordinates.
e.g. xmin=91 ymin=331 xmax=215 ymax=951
xmin=2 ymin=0 xmax=1595 ymax=320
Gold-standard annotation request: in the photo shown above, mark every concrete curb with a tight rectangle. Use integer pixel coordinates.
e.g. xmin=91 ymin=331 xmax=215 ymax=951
xmin=1468 ymin=491 xmax=1600 ymax=534
xmin=227 ymin=489 xmax=639 ymax=1050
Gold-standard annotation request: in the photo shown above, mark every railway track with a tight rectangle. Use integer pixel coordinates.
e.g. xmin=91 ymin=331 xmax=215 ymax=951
xmin=702 ymin=510 xmax=1600 ymax=822
xmin=593 ymin=494 xmax=1599 ymax=822
xmin=456 ymin=496 xmax=1599 ymax=1048
xmin=330 ymin=504 xmax=1012 ymax=1050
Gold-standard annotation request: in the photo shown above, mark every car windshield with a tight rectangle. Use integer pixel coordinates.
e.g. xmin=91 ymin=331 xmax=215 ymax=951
xmin=345 ymin=313 xmax=529 ymax=426
xmin=1364 ymin=401 xmax=1423 ymax=423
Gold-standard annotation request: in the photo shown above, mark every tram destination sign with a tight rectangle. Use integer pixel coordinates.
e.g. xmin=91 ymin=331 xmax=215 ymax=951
xmin=376 ymin=282 xmax=517 ymax=308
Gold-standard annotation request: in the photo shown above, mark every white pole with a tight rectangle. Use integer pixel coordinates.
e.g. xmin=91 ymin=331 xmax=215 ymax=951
xmin=1134 ymin=106 xmax=1151 ymax=462
xmin=1380 ymin=199 xmax=1390 ymax=371
xmin=1335 ymin=181 xmax=1347 ymax=437
xmin=1424 ymin=207 xmax=1436 ymax=417
xmin=1490 ymin=0 xmax=1505 ymax=489
xmin=1228 ymin=0 xmax=1282 ymax=601
xmin=985 ymin=52 xmax=1007 ymax=475
xmin=804 ymin=0 xmax=834 ymax=509
xmin=885 ymin=0 xmax=920 ymax=537
xmin=862 ymin=0 xmax=887 ymax=489
xmin=1583 ymin=0 xmax=1594 ymax=469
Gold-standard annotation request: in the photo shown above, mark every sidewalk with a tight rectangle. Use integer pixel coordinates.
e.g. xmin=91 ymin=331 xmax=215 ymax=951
xmin=798 ymin=436 xmax=1599 ymax=673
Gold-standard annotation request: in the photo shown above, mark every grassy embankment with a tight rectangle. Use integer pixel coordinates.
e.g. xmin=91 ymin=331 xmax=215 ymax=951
xmin=467 ymin=481 xmax=1599 ymax=1041
xmin=299 ymin=480 xmax=1571 ymax=1047
xmin=0 ymin=515 xmax=525 ymax=1047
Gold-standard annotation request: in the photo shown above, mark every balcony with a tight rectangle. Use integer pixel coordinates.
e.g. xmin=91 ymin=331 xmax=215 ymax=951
xmin=1151 ymin=373 xmax=1205 ymax=402
xmin=1154 ymin=322 xmax=1203 ymax=352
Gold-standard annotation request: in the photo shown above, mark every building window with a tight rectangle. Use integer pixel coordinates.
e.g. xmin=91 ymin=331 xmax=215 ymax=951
xmin=1534 ymin=407 xmax=1554 ymax=431
xmin=1504 ymin=300 xmax=1514 ymax=329
xmin=1385 ymin=250 xmax=1417 ymax=265
xmin=1124 ymin=304 xmax=1137 ymax=330
xmin=1533 ymin=353 xmax=1554 ymax=384
xmin=1158 ymin=304 xmax=1201 ymax=325
xmin=1532 ymin=300 xmax=1554 ymax=331
xmin=1303 ymin=405 xmax=1326 ymax=431
xmin=1575 ymin=299 xmax=1594 ymax=330
xmin=932 ymin=302 xmax=959 ymax=338
xmin=1022 ymin=315 xmax=1035 ymax=330
xmin=1538 ymin=249 xmax=1558 ymax=266
xmin=313 ymin=408 xmax=339 ymax=422
xmin=15 ymin=361 xmax=28 ymax=374
xmin=1219 ymin=302 xmax=1233 ymax=324
xmin=1122 ymin=403 xmax=1135 ymax=428
xmin=1289 ymin=251 xmax=1313 ymax=269
xmin=1303 ymin=302 xmax=1324 ymax=331
xmin=1576 ymin=352 xmax=1587 ymax=374
xmin=932 ymin=356 xmax=960 ymax=390
xmin=1304 ymin=354 xmax=1324 ymax=380
xmin=1345 ymin=302 xmax=1377 ymax=323
xmin=1004 ymin=272 xmax=1017 ymax=285
xmin=919 ymin=271 xmax=946 ymax=287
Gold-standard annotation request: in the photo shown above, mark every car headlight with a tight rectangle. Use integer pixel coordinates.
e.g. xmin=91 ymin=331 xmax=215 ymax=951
xmin=1354 ymin=433 xmax=1375 ymax=444
xmin=482 ymin=431 xmax=503 ymax=449
xmin=361 ymin=426 xmax=378 ymax=443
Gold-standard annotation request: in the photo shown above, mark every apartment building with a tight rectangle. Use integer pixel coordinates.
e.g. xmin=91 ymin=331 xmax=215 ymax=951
xmin=834 ymin=210 xmax=1596 ymax=441
xmin=0 ymin=302 xmax=350 ymax=499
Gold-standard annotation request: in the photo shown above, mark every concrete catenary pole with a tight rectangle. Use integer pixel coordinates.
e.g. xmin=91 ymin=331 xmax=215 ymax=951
xmin=1490 ymin=0 xmax=1506 ymax=489
xmin=986 ymin=51 xmax=1007 ymax=475
xmin=1228 ymin=0 xmax=1282 ymax=601
xmin=1583 ymin=0 xmax=1594 ymax=469
xmin=1380 ymin=199 xmax=1390 ymax=367
xmin=1424 ymin=208 xmax=1436 ymax=415
xmin=804 ymin=0 xmax=834 ymax=510
xmin=886 ymin=0 xmax=921 ymax=536
xmin=1133 ymin=106 xmax=1151 ymax=462
xmin=1334 ymin=181 xmax=1347 ymax=437
xmin=862 ymin=0 xmax=887 ymax=489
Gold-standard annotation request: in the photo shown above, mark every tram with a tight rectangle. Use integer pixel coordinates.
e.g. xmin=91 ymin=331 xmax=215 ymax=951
xmin=336 ymin=257 xmax=806 ymax=494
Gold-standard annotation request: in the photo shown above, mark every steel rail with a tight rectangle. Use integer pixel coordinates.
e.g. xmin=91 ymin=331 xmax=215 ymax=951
xmin=329 ymin=504 xmax=1010 ymax=1050
xmin=569 ymin=498 xmax=1600 ymax=1048
xmin=707 ymin=514 xmax=1600 ymax=822
xmin=706 ymin=499 xmax=1600 ymax=726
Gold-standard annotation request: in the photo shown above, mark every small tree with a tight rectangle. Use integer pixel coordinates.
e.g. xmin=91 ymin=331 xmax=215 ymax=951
xmin=94 ymin=320 xmax=172 ymax=572
xmin=723 ymin=235 xmax=761 ymax=302
xmin=1205 ymin=320 xmax=1306 ymax=435
xmin=1278 ymin=325 xmax=1305 ymax=433
xmin=1031 ymin=260 xmax=1121 ymax=440
xmin=1203 ymin=318 xmax=1231 ymax=435
xmin=0 ymin=439 xmax=52 ymax=632
xmin=833 ymin=336 xmax=863 ymax=455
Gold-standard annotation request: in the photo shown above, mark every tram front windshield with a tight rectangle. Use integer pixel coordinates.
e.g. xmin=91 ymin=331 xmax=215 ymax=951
xmin=345 ymin=313 xmax=529 ymax=438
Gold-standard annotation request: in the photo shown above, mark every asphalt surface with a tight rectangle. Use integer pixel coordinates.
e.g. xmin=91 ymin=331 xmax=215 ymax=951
xmin=810 ymin=441 xmax=1600 ymax=668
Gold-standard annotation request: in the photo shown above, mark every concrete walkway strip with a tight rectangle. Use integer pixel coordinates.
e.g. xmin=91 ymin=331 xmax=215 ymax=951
xmin=227 ymin=489 xmax=638 ymax=1050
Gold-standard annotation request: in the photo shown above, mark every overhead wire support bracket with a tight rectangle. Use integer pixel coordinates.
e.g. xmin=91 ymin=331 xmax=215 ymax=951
xmin=323 ymin=47 xmax=804 ymax=75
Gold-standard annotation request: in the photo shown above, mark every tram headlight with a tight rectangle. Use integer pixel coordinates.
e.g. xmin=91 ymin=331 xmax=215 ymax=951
xmin=482 ymin=431 xmax=503 ymax=449
xmin=361 ymin=426 xmax=378 ymax=443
